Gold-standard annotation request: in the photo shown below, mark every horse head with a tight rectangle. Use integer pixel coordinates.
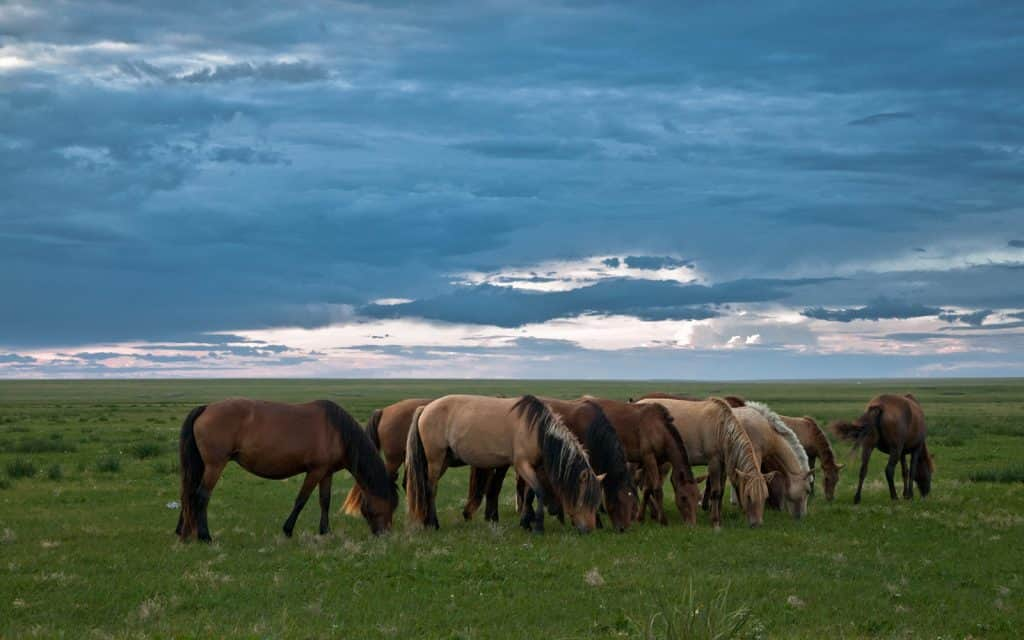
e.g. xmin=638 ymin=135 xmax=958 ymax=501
xmin=823 ymin=462 xmax=844 ymax=501
xmin=734 ymin=469 xmax=774 ymax=527
xmin=563 ymin=471 xmax=604 ymax=534
xmin=360 ymin=482 xmax=399 ymax=535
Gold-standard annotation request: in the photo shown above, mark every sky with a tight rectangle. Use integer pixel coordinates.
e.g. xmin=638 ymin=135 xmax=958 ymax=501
xmin=1 ymin=1 xmax=1023 ymax=379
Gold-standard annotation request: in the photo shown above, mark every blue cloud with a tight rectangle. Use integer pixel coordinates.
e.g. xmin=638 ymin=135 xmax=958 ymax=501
xmin=802 ymin=297 xmax=943 ymax=323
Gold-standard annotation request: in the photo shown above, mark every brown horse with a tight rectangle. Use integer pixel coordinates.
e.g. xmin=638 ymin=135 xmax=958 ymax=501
xmin=636 ymin=397 xmax=772 ymax=528
xmin=832 ymin=394 xmax=933 ymax=504
xmin=176 ymin=399 xmax=398 ymax=542
xmin=340 ymin=398 xmax=433 ymax=516
xmin=465 ymin=398 xmax=639 ymax=531
xmin=733 ymin=402 xmax=812 ymax=519
xmin=406 ymin=394 xmax=603 ymax=534
xmin=781 ymin=414 xmax=844 ymax=500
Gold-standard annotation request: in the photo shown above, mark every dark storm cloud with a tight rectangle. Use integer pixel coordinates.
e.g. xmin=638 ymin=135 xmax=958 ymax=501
xmin=2 ymin=1 xmax=1024 ymax=378
xmin=1010 ymin=240 xmax=1024 ymax=248
xmin=362 ymin=277 xmax=833 ymax=327
xmin=0 ymin=353 xmax=36 ymax=364
xmin=623 ymin=256 xmax=694 ymax=270
xmin=939 ymin=309 xmax=992 ymax=326
xmin=802 ymin=297 xmax=943 ymax=323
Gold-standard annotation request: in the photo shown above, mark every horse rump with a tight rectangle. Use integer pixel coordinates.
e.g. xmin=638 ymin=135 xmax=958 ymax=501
xmin=831 ymin=405 xmax=882 ymax=451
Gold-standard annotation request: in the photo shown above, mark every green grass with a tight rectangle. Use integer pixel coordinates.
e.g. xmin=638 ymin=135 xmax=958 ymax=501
xmin=6 ymin=458 xmax=37 ymax=479
xmin=969 ymin=465 xmax=1024 ymax=484
xmin=1 ymin=378 xmax=1023 ymax=638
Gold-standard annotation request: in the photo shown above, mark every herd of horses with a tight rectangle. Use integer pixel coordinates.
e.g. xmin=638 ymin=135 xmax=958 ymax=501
xmin=175 ymin=391 xmax=933 ymax=541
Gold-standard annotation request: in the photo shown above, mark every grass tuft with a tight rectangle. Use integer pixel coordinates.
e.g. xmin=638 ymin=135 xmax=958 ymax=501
xmin=969 ymin=466 xmax=1024 ymax=483
xmin=7 ymin=458 xmax=38 ymax=479
xmin=47 ymin=464 xmax=64 ymax=481
xmin=633 ymin=581 xmax=755 ymax=640
xmin=96 ymin=456 xmax=122 ymax=473
xmin=0 ymin=477 xmax=10 ymax=490
xmin=13 ymin=437 xmax=77 ymax=453
xmin=129 ymin=441 xmax=164 ymax=460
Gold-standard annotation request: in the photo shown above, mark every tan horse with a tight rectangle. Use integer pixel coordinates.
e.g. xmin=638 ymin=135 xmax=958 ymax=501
xmin=406 ymin=394 xmax=603 ymax=534
xmin=341 ymin=398 xmax=433 ymax=516
xmin=466 ymin=398 xmax=639 ymax=532
xmin=635 ymin=397 xmax=772 ymax=528
xmin=781 ymin=415 xmax=844 ymax=501
xmin=832 ymin=394 xmax=933 ymax=503
xmin=177 ymin=399 xmax=398 ymax=542
xmin=733 ymin=402 xmax=812 ymax=519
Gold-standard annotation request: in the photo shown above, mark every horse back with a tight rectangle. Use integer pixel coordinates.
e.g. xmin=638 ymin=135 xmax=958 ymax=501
xmin=419 ymin=395 xmax=520 ymax=468
xmin=871 ymin=394 xmax=927 ymax=451
xmin=377 ymin=398 xmax=433 ymax=462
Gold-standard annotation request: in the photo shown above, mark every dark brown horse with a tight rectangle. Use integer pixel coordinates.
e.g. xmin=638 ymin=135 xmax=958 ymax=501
xmin=176 ymin=399 xmax=398 ymax=542
xmin=832 ymin=394 xmax=933 ymax=504
xmin=467 ymin=399 xmax=638 ymax=532
xmin=341 ymin=397 xmax=433 ymax=516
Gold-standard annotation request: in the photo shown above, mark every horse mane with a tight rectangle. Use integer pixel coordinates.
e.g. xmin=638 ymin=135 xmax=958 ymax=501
xmin=745 ymin=401 xmax=809 ymax=473
xmin=636 ymin=392 xmax=701 ymax=401
xmin=581 ymin=401 xmax=632 ymax=497
xmin=801 ymin=415 xmax=839 ymax=469
xmin=904 ymin=393 xmax=921 ymax=406
xmin=723 ymin=395 xmax=747 ymax=408
xmin=317 ymin=400 xmax=395 ymax=501
xmin=711 ymin=397 xmax=769 ymax=507
xmin=645 ymin=401 xmax=696 ymax=482
xmin=513 ymin=395 xmax=601 ymax=510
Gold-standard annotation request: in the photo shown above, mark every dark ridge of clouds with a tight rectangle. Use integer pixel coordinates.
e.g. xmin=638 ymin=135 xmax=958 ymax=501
xmin=623 ymin=256 xmax=694 ymax=270
xmin=802 ymin=297 xmax=943 ymax=323
xmin=939 ymin=309 xmax=992 ymax=326
xmin=362 ymin=276 xmax=835 ymax=327
xmin=848 ymin=112 xmax=915 ymax=126
xmin=209 ymin=146 xmax=289 ymax=165
xmin=602 ymin=257 xmax=621 ymax=268
xmin=1010 ymin=240 xmax=1024 ymax=248
xmin=914 ymin=247 xmax=927 ymax=253
xmin=450 ymin=139 xmax=599 ymax=160
xmin=0 ymin=353 xmax=36 ymax=364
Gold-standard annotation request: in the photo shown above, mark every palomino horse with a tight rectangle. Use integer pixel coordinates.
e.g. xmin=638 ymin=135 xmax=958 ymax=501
xmin=781 ymin=414 xmax=843 ymax=500
xmin=635 ymin=392 xmax=747 ymax=408
xmin=177 ymin=399 xmax=398 ymax=542
xmin=465 ymin=398 xmax=639 ymax=532
xmin=733 ymin=402 xmax=812 ymax=519
xmin=832 ymin=394 xmax=933 ymax=503
xmin=406 ymin=395 xmax=603 ymax=534
xmin=635 ymin=397 xmax=772 ymax=528
xmin=341 ymin=397 xmax=433 ymax=516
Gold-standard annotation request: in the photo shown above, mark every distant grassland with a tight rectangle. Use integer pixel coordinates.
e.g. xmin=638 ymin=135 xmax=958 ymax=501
xmin=1 ymin=378 xmax=1023 ymax=639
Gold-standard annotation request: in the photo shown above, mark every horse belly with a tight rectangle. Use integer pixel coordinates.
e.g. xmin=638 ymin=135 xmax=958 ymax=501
xmin=447 ymin=433 xmax=513 ymax=469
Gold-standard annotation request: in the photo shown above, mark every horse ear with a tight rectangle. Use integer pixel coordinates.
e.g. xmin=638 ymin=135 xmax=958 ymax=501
xmin=595 ymin=473 xmax=607 ymax=485
xmin=762 ymin=470 xmax=779 ymax=484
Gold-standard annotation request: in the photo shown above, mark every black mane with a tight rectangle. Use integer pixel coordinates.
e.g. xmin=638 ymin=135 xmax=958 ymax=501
xmin=317 ymin=400 xmax=396 ymax=502
xmin=646 ymin=401 xmax=696 ymax=482
xmin=581 ymin=401 xmax=633 ymax=500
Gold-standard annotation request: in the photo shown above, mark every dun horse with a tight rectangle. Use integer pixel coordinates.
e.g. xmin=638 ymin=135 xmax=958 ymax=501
xmin=781 ymin=414 xmax=843 ymax=500
xmin=636 ymin=397 xmax=772 ymax=528
xmin=465 ymin=398 xmax=639 ymax=531
xmin=406 ymin=395 xmax=603 ymax=534
xmin=832 ymin=394 xmax=933 ymax=503
xmin=176 ymin=399 xmax=398 ymax=542
xmin=733 ymin=402 xmax=812 ymax=519
xmin=341 ymin=397 xmax=433 ymax=516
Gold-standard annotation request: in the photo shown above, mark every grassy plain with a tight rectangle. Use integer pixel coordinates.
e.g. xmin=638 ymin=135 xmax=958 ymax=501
xmin=1 ymin=378 xmax=1022 ymax=638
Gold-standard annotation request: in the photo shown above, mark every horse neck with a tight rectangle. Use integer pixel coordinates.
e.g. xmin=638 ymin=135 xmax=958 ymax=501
xmin=719 ymin=412 xmax=760 ymax=478
xmin=807 ymin=419 xmax=839 ymax=470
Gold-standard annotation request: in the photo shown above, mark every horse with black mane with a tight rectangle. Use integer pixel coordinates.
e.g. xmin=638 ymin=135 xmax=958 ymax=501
xmin=406 ymin=394 xmax=603 ymax=534
xmin=831 ymin=393 xmax=933 ymax=503
xmin=177 ymin=399 xmax=398 ymax=542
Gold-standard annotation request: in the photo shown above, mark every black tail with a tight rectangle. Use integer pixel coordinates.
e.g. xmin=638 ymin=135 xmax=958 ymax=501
xmin=365 ymin=409 xmax=383 ymax=451
xmin=831 ymin=406 xmax=882 ymax=453
xmin=405 ymin=406 xmax=433 ymax=527
xmin=178 ymin=405 xmax=207 ymax=540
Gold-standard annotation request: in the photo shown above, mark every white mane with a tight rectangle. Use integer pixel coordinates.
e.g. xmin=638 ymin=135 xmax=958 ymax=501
xmin=746 ymin=401 xmax=809 ymax=472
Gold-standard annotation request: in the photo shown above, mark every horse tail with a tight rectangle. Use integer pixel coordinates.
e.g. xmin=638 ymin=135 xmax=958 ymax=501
xmin=341 ymin=409 xmax=384 ymax=516
xmin=178 ymin=405 xmax=207 ymax=540
xmin=831 ymin=405 xmax=883 ymax=452
xmin=404 ymin=406 xmax=431 ymax=526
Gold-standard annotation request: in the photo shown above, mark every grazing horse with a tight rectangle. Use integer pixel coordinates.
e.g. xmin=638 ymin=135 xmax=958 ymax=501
xmin=781 ymin=415 xmax=843 ymax=500
xmin=406 ymin=395 xmax=603 ymax=534
xmin=636 ymin=397 xmax=772 ymax=528
xmin=176 ymin=399 xmax=398 ymax=542
xmin=832 ymin=394 xmax=933 ymax=504
xmin=733 ymin=402 xmax=812 ymax=519
xmin=508 ymin=399 xmax=639 ymax=532
xmin=341 ymin=397 xmax=433 ymax=516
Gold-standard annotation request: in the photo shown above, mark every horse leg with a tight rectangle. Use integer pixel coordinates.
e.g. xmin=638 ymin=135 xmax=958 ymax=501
xmin=462 ymin=467 xmax=489 ymax=521
xmin=853 ymin=447 xmax=872 ymax=505
xmin=884 ymin=449 xmax=900 ymax=501
xmin=906 ymin=449 xmax=920 ymax=500
xmin=900 ymin=454 xmax=910 ymax=499
xmin=175 ymin=512 xmax=184 ymax=536
xmin=196 ymin=461 xmax=226 ymax=543
xmin=516 ymin=462 xmax=546 ymax=534
xmin=318 ymin=474 xmax=333 ymax=535
xmin=484 ymin=465 xmax=509 ymax=522
xmin=643 ymin=454 xmax=668 ymax=525
xmin=807 ymin=454 xmax=817 ymax=496
xmin=283 ymin=469 xmax=326 ymax=537
xmin=517 ymin=475 xmax=535 ymax=529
